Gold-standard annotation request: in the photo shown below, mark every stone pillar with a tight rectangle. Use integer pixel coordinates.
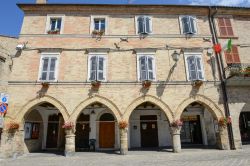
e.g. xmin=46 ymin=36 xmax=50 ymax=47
xmin=120 ymin=129 xmax=128 ymax=155
xmin=64 ymin=129 xmax=75 ymax=157
xmin=171 ymin=127 xmax=181 ymax=153
xmin=0 ymin=129 xmax=22 ymax=158
xmin=217 ymin=126 xmax=230 ymax=150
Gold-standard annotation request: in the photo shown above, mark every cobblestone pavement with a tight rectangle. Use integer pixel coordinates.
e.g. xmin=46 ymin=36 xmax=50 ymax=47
xmin=1 ymin=145 xmax=250 ymax=166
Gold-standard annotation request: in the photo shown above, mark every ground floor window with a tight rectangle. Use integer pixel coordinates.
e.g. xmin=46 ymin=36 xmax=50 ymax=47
xmin=24 ymin=122 xmax=40 ymax=139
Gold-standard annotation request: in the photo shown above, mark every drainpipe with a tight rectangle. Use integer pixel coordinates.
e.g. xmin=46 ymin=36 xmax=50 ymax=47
xmin=208 ymin=6 xmax=235 ymax=150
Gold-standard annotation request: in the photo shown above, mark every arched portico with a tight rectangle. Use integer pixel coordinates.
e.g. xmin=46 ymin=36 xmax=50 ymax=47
xmin=175 ymin=95 xmax=224 ymax=120
xmin=15 ymin=95 xmax=69 ymax=124
xmin=70 ymin=95 xmax=122 ymax=123
xmin=123 ymin=95 xmax=174 ymax=122
xmin=173 ymin=95 xmax=229 ymax=152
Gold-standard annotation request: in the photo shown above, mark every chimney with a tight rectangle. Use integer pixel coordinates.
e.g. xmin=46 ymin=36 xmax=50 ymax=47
xmin=36 ymin=0 xmax=46 ymax=4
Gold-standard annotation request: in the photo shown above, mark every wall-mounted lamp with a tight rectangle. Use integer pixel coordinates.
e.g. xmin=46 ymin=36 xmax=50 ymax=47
xmin=171 ymin=50 xmax=181 ymax=62
xmin=91 ymin=110 xmax=95 ymax=115
xmin=207 ymin=48 xmax=213 ymax=57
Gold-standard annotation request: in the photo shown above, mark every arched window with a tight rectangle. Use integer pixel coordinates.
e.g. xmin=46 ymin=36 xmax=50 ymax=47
xmin=99 ymin=113 xmax=115 ymax=121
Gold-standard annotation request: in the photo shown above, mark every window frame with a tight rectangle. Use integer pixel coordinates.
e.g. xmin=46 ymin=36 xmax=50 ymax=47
xmin=135 ymin=16 xmax=153 ymax=35
xmin=136 ymin=53 xmax=156 ymax=81
xmin=38 ymin=53 xmax=60 ymax=82
xmin=217 ymin=17 xmax=234 ymax=37
xmin=184 ymin=53 xmax=205 ymax=81
xmin=45 ymin=14 xmax=65 ymax=34
xmin=224 ymin=45 xmax=240 ymax=64
xmin=87 ymin=53 xmax=107 ymax=82
xmin=179 ymin=15 xmax=198 ymax=35
xmin=90 ymin=15 xmax=108 ymax=35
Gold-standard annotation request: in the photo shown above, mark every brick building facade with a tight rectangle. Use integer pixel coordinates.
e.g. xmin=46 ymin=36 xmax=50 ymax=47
xmin=0 ymin=2 xmax=249 ymax=158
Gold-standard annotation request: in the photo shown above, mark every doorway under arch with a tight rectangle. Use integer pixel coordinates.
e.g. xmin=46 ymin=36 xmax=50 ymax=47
xmin=99 ymin=113 xmax=115 ymax=148
xmin=129 ymin=102 xmax=171 ymax=149
xmin=23 ymin=102 xmax=65 ymax=152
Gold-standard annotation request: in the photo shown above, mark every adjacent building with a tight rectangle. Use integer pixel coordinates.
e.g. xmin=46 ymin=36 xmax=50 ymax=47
xmin=0 ymin=1 xmax=249 ymax=158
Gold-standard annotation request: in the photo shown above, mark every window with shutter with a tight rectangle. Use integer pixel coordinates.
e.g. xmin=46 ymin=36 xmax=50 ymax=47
xmin=224 ymin=45 xmax=240 ymax=64
xmin=180 ymin=16 xmax=197 ymax=35
xmin=137 ymin=16 xmax=152 ymax=34
xmin=185 ymin=53 xmax=205 ymax=81
xmin=218 ymin=18 xmax=234 ymax=37
xmin=39 ymin=54 xmax=59 ymax=82
xmin=88 ymin=54 xmax=106 ymax=81
xmin=137 ymin=54 xmax=155 ymax=81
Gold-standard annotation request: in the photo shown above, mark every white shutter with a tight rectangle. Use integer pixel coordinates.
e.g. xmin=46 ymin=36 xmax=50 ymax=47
xmin=182 ymin=16 xmax=190 ymax=34
xmin=41 ymin=58 xmax=49 ymax=80
xmin=196 ymin=56 xmax=204 ymax=80
xmin=90 ymin=56 xmax=97 ymax=81
xmin=147 ymin=57 xmax=154 ymax=80
xmin=139 ymin=56 xmax=147 ymax=81
xmin=187 ymin=56 xmax=197 ymax=80
xmin=97 ymin=56 xmax=104 ymax=81
xmin=137 ymin=17 xmax=144 ymax=34
xmin=189 ymin=17 xmax=197 ymax=34
xmin=145 ymin=17 xmax=151 ymax=34
xmin=48 ymin=58 xmax=57 ymax=80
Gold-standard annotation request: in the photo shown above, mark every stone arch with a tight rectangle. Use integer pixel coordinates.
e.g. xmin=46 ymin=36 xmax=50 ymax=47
xmin=123 ymin=95 xmax=174 ymax=122
xmin=70 ymin=95 xmax=122 ymax=123
xmin=175 ymin=95 xmax=224 ymax=120
xmin=15 ymin=95 xmax=69 ymax=123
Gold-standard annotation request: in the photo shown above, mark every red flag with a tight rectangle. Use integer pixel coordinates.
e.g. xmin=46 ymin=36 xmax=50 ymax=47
xmin=214 ymin=44 xmax=222 ymax=53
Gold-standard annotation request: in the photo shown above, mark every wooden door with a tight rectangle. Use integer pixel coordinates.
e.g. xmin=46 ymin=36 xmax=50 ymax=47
xmin=75 ymin=114 xmax=90 ymax=150
xmin=46 ymin=114 xmax=59 ymax=148
xmin=99 ymin=122 xmax=115 ymax=148
xmin=240 ymin=112 xmax=250 ymax=143
xmin=140 ymin=115 xmax=159 ymax=147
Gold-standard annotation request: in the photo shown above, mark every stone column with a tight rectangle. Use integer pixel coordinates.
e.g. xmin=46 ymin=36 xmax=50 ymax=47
xmin=120 ymin=128 xmax=128 ymax=155
xmin=171 ymin=127 xmax=181 ymax=153
xmin=217 ymin=126 xmax=230 ymax=150
xmin=64 ymin=129 xmax=75 ymax=157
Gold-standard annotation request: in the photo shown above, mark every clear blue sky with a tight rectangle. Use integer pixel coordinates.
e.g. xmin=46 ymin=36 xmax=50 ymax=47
xmin=1 ymin=0 xmax=250 ymax=37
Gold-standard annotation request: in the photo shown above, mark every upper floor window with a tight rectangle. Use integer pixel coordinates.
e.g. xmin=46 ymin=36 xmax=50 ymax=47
xmin=136 ymin=16 xmax=152 ymax=34
xmin=137 ymin=54 xmax=156 ymax=81
xmin=180 ymin=16 xmax=197 ymax=35
xmin=91 ymin=16 xmax=108 ymax=35
xmin=224 ymin=45 xmax=240 ymax=64
xmin=38 ymin=53 xmax=59 ymax=82
xmin=88 ymin=54 xmax=107 ymax=81
xmin=184 ymin=53 xmax=205 ymax=81
xmin=46 ymin=15 xmax=64 ymax=34
xmin=218 ymin=18 xmax=234 ymax=37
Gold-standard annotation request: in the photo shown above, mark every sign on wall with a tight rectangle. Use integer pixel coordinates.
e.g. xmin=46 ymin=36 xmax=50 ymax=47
xmin=0 ymin=93 xmax=9 ymax=104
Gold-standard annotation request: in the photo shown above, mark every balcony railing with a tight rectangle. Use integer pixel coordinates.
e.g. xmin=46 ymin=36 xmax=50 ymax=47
xmin=225 ymin=63 xmax=250 ymax=86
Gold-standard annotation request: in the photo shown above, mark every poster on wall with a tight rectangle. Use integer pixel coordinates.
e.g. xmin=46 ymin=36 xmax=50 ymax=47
xmin=31 ymin=123 xmax=40 ymax=139
xmin=24 ymin=123 xmax=32 ymax=139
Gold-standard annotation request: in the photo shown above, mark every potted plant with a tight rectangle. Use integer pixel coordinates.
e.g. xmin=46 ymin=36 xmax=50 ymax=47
xmin=142 ymin=80 xmax=152 ymax=89
xmin=218 ymin=116 xmax=232 ymax=128
xmin=6 ymin=121 xmax=19 ymax=133
xmin=170 ymin=119 xmax=183 ymax=128
xmin=62 ymin=121 xmax=74 ymax=134
xmin=192 ymin=80 xmax=203 ymax=87
xmin=119 ymin=120 xmax=128 ymax=130
xmin=91 ymin=80 xmax=101 ymax=90
xmin=92 ymin=30 xmax=104 ymax=36
xmin=243 ymin=66 xmax=250 ymax=77
xmin=41 ymin=82 xmax=49 ymax=88
xmin=47 ymin=28 xmax=60 ymax=34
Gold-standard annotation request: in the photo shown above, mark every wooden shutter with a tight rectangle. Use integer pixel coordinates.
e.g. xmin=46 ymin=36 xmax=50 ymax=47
xmin=138 ymin=17 xmax=144 ymax=34
xmin=90 ymin=56 xmax=97 ymax=80
xmin=48 ymin=58 xmax=57 ymax=80
xmin=187 ymin=56 xmax=197 ymax=80
xmin=145 ymin=17 xmax=151 ymax=33
xmin=147 ymin=57 xmax=154 ymax=80
xmin=182 ymin=16 xmax=190 ymax=34
xmin=224 ymin=45 xmax=240 ymax=64
xmin=97 ymin=56 xmax=104 ymax=80
xmin=218 ymin=18 xmax=234 ymax=37
xmin=139 ymin=56 xmax=147 ymax=81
